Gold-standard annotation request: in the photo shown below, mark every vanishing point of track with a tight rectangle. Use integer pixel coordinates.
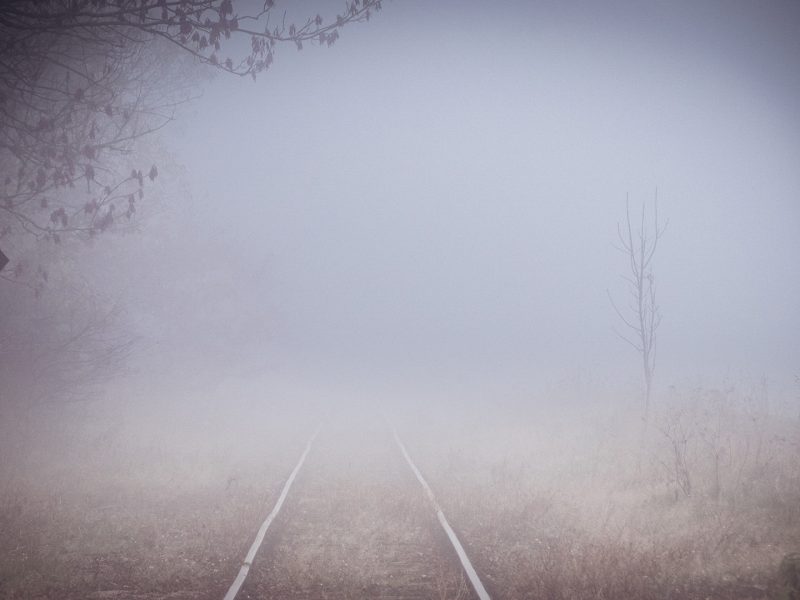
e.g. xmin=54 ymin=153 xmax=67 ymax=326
xmin=222 ymin=423 xmax=491 ymax=600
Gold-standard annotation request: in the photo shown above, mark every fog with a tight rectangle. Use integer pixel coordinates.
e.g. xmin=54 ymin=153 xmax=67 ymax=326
xmin=151 ymin=0 xmax=800 ymax=401
xmin=1 ymin=1 xmax=799 ymax=598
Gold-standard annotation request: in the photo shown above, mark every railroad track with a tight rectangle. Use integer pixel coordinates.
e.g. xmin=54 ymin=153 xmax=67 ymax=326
xmin=222 ymin=421 xmax=491 ymax=600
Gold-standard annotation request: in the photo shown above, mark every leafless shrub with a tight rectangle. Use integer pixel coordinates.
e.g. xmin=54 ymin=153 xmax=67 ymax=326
xmin=652 ymin=382 xmax=798 ymax=506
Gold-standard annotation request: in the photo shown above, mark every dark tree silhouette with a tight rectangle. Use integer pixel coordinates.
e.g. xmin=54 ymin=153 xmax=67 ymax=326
xmin=0 ymin=0 xmax=381 ymax=281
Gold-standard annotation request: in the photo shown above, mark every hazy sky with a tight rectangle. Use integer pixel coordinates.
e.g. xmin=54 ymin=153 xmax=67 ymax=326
xmin=160 ymin=0 xmax=799 ymax=399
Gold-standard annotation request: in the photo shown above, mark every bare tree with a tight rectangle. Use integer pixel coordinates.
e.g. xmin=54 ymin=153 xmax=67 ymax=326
xmin=609 ymin=193 xmax=667 ymax=425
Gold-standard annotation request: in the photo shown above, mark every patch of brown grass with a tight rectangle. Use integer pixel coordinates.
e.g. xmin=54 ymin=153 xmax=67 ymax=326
xmin=401 ymin=394 xmax=800 ymax=600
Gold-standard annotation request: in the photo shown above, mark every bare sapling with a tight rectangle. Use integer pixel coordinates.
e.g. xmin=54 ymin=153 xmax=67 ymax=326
xmin=609 ymin=193 xmax=667 ymax=429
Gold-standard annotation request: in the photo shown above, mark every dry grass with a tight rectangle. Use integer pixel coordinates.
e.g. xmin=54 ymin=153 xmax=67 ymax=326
xmin=0 ymin=414 xmax=475 ymax=600
xmin=240 ymin=423 xmax=472 ymax=599
xmin=2 ymin=387 xmax=797 ymax=599
xmin=401 ymin=388 xmax=800 ymax=600
xmin=0 ymin=400 xmax=307 ymax=600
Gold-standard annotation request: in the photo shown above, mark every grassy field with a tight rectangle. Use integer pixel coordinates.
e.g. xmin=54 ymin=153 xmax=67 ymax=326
xmin=0 ymin=398 xmax=309 ymax=600
xmin=238 ymin=422 xmax=470 ymax=599
xmin=1 ymin=385 xmax=798 ymax=599
xmin=399 ymin=387 xmax=800 ymax=599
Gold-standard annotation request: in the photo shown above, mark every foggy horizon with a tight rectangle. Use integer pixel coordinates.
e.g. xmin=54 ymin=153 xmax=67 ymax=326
xmin=1 ymin=1 xmax=799 ymax=599
xmin=145 ymin=0 xmax=800 ymax=400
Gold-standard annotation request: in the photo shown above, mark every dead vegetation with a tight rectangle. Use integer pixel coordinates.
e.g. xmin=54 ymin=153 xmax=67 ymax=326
xmin=403 ymin=383 xmax=800 ymax=600
xmin=1 ymin=385 xmax=797 ymax=599
xmin=239 ymin=423 xmax=471 ymax=599
xmin=0 ymin=398 xmax=306 ymax=600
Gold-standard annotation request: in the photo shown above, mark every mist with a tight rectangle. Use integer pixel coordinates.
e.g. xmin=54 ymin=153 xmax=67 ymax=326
xmin=158 ymin=0 xmax=800 ymax=397
xmin=1 ymin=1 xmax=799 ymax=599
